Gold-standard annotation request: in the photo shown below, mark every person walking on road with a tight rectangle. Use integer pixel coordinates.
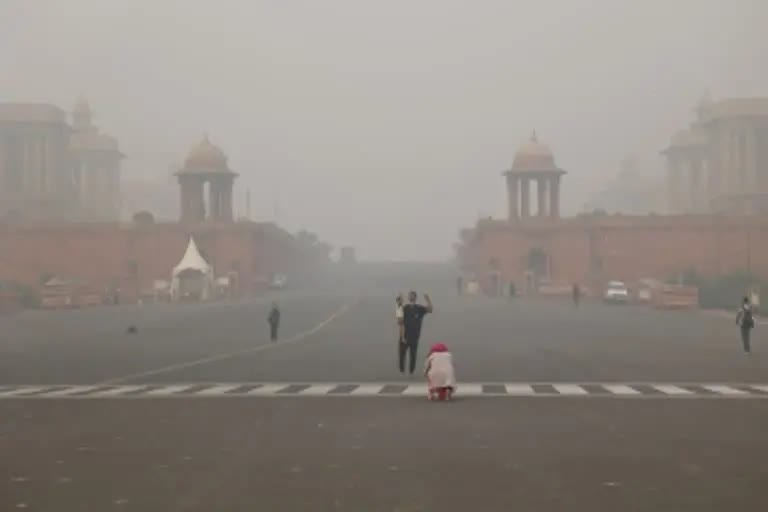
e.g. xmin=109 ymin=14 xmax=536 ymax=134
xmin=572 ymin=283 xmax=581 ymax=307
xmin=400 ymin=291 xmax=433 ymax=375
xmin=736 ymin=296 xmax=755 ymax=353
xmin=268 ymin=302 xmax=281 ymax=342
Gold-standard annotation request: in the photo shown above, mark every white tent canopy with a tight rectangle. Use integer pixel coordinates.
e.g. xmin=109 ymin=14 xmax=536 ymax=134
xmin=170 ymin=237 xmax=214 ymax=300
xmin=172 ymin=236 xmax=211 ymax=277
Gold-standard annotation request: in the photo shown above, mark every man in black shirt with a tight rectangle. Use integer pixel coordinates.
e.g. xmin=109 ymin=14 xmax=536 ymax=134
xmin=399 ymin=291 xmax=434 ymax=375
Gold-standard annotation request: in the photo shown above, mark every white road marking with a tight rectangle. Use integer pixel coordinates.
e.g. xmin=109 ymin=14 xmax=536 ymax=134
xmin=504 ymin=384 xmax=535 ymax=395
xmin=603 ymin=384 xmax=642 ymax=395
xmin=402 ymin=385 xmax=428 ymax=396
xmin=299 ymin=384 xmax=337 ymax=396
xmin=245 ymin=384 xmax=290 ymax=395
xmin=2 ymin=382 xmax=768 ymax=399
xmin=44 ymin=386 xmax=99 ymax=397
xmin=653 ymin=385 xmax=693 ymax=395
xmin=97 ymin=302 xmax=354 ymax=386
xmin=702 ymin=385 xmax=748 ymax=395
xmin=0 ymin=387 xmax=45 ymax=397
xmin=145 ymin=385 xmax=192 ymax=396
xmin=195 ymin=385 xmax=241 ymax=396
xmin=93 ymin=385 xmax=146 ymax=396
xmin=351 ymin=384 xmax=385 ymax=396
xmin=552 ymin=384 xmax=589 ymax=395
xmin=459 ymin=384 xmax=483 ymax=395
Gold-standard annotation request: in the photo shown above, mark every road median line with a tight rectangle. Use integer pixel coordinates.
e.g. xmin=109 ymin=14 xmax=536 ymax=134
xmin=97 ymin=301 xmax=356 ymax=386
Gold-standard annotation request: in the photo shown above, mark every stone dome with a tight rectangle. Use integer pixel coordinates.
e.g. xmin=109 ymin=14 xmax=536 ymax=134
xmin=73 ymin=96 xmax=91 ymax=116
xmin=181 ymin=135 xmax=233 ymax=174
xmin=510 ymin=131 xmax=559 ymax=173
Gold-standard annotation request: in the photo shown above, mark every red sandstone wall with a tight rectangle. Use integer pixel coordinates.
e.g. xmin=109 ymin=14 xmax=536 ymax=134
xmin=0 ymin=223 xmax=308 ymax=295
xmin=464 ymin=216 xmax=768 ymax=292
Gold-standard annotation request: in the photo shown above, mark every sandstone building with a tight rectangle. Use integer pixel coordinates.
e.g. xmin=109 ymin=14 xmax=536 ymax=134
xmin=457 ymin=123 xmax=768 ymax=296
xmin=0 ymin=132 xmax=328 ymax=301
xmin=662 ymin=97 xmax=768 ymax=215
xmin=0 ymin=99 xmax=123 ymax=222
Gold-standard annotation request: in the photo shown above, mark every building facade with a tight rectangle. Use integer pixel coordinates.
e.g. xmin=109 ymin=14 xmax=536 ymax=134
xmin=0 ymin=135 xmax=329 ymax=301
xmin=457 ymin=129 xmax=768 ymax=296
xmin=663 ymin=97 xmax=768 ymax=215
xmin=69 ymin=97 xmax=123 ymax=221
xmin=0 ymin=104 xmax=74 ymax=221
xmin=0 ymin=99 xmax=122 ymax=222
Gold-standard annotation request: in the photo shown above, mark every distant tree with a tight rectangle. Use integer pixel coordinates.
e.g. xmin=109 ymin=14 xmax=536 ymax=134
xmin=315 ymin=242 xmax=333 ymax=259
xmin=296 ymin=230 xmax=319 ymax=247
xmin=126 ymin=260 xmax=139 ymax=276
xmin=132 ymin=210 xmax=155 ymax=224
xmin=39 ymin=272 xmax=54 ymax=286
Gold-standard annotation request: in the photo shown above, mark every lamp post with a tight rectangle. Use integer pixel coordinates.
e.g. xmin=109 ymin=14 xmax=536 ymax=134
xmin=747 ymin=227 xmax=752 ymax=277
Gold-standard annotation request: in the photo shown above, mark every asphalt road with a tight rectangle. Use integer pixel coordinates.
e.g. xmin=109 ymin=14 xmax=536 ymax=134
xmin=1 ymin=287 xmax=767 ymax=511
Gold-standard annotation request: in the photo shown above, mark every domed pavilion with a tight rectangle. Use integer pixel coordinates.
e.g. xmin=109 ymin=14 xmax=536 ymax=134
xmin=176 ymin=136 xmax=238 ymax=223
xmin=503 ymin=131 xmax=566 ymax=220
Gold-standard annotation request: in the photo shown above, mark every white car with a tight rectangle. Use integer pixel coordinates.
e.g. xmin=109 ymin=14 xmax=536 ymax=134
xmin=604 ymin=280 xmax=629 ymax=304
xmin=270 ymin=274 xmax=287 ymax=290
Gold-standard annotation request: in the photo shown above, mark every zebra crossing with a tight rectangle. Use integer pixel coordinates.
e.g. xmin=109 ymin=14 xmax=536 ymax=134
xmin=1 ymin=382 xmax=768 ymax=399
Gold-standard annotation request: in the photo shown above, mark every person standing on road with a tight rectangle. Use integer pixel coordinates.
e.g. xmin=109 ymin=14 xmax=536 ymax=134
xmin=400 ymin=291 xmax=433 ymax=375
xmin=268 ymin=302 xmax=281 ymax=342
xmin=736 ymin=296 xmax=755 ymax=353
xmin=572 ymin=283 xmax=581 ymax=307
xmin=395 ymin=294 xmax=405 ymax=343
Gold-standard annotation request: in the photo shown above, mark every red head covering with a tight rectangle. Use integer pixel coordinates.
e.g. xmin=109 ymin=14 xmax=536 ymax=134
xmin=430 ymin=343 xmax=448 ymax=354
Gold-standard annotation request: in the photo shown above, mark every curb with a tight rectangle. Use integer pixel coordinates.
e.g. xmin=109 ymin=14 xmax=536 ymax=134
xmin=701 ymin=309 xmax=767 ymax=326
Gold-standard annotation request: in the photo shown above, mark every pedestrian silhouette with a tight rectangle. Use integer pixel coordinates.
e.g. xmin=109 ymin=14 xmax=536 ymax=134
xmin=268 ymin=302 xmax=281 ymax=342
xmin=736 ymin=296 xmax=755 ymax=353
xmin=399 ymin=291 xmax=433 ymax=375
xmin=572 ymin=283 xmax=581 ymax=307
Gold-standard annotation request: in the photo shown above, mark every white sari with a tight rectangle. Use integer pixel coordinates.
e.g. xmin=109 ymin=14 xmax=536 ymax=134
xmin=425 ymin=352 xmax=456 ymax=389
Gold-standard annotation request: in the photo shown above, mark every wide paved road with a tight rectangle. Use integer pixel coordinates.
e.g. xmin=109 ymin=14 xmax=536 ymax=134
xmin=1 ymin=288 xmax=767 ymax=511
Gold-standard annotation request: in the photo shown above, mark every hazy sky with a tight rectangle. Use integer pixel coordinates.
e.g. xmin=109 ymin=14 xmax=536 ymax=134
xmin=1 ymin=0 xmax=766 ymax=260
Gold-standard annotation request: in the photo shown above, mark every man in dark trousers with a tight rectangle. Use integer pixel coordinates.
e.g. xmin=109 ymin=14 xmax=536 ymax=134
xmin=736 ymin=296 xmax=755 ymax=353
xmin=399 ymin=291 xmax=434 ymax=375
xmin=572 ymin=283 xmax=581 ymax=307
xmin=268 ymin=302 xmax=281 ymax=342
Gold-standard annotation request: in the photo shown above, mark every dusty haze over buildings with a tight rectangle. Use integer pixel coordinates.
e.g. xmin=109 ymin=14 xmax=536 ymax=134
xmin=1 ymin=0 xmax=766 ymax=260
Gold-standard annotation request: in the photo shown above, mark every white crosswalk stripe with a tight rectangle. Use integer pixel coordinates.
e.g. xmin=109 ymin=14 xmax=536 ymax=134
xmin=93 ymin=385 xmax=146 ymax=397
xmin=351 ymin=384 xmax=385 ymax=396
xmin=299 ymin=384 xmax=337 ymax=396
xmin=459 ymin=384 xmax=483 ymax=395
xmin=402 ymin=385 xmax=428 ymax=396
xmin=603 ymin=384 xmax=642 ymax=396
xmin=653 ymin=385 xmax=694 ymax=395
xmin=702 ymin=385 xmax=748 ymax=395
xmin=504 ymin=384 xmax=535 ymax=395
xmin=145 ymin=385 xmax=193 ymax=396
xmin=245 ymin=384 xmax=290 ymax=395
xmin=1 ymin=383 xmax=767 ymax=399
xmin=0 ymin=387 xmax=46 ymax=397
xmin=552 ymin=384 xmax=589 ymax=395
xmin=195 ymin=385 xmax=241 ymax=396
xmin=44 ymin=386 xmax=100 ymax=397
